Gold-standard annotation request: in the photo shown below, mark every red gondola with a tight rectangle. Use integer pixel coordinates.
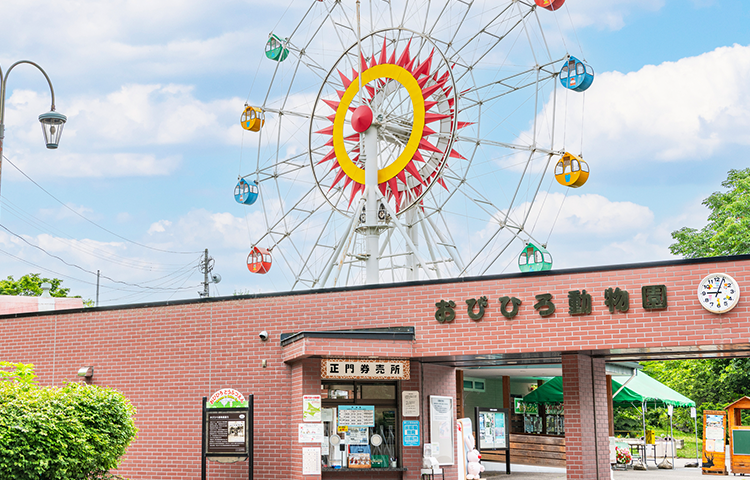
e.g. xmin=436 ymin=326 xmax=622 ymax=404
xmin=247 ymin=246 xmax=272 ymax=274
xmin=535 ymin=0 xmax=565 ymax=11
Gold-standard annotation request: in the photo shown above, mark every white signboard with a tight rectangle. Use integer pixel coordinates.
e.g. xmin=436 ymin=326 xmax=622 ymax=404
xmin=403 ymin=391 xmax=420 ymax=417
xmin=299 ymin=423 xmax=324 ymax=443
xmin=429 ymin=396 xmax=454 ymax=466
xmin=302 ymin=447 xmax=321 ymax=475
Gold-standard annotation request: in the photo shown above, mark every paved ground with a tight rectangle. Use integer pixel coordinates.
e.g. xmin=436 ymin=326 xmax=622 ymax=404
xmin=481 ymin=458 xmax=706 ymax=479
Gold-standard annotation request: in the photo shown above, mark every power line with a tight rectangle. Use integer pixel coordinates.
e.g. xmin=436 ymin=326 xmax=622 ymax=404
xmin=0 ymin=197 xmax=188 ymax=271
xmin=0 ymin=222 xmax=203 ymax=292
xmin=0 ymin=246 xmax=200 ymax=294
xmin=1 ymin=154 xmax=202 ymax=255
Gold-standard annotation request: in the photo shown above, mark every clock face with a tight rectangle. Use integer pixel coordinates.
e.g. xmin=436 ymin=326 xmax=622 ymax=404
xmin=698 ymin=273 xmax=740 ymax=314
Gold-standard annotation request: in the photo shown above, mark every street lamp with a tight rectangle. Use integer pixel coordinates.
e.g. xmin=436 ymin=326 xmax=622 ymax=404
xmin=0 ymin=60 xmax=66 ymax=197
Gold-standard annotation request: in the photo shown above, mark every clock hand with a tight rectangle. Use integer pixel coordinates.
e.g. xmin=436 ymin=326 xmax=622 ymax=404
xmin=715 ymin=277 xmax=724 ymax=298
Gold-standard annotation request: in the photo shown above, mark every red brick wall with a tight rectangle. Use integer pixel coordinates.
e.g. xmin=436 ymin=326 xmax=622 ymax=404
xmin=1 ymin=257 xmax=749 ymax=480
xmin=562 ymin=354 xmax=611 ymax=480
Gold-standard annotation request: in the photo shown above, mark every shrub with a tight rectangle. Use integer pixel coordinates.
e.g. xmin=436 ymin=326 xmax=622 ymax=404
xmin=0 ymin=379 xmax=137 ymax=480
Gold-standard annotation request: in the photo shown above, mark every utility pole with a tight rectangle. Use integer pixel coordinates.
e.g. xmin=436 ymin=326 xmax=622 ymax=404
xmin=199 ymin=249 xmax=215 ymax=298
xmin=96 ymin=270 xmax=100 ymax=307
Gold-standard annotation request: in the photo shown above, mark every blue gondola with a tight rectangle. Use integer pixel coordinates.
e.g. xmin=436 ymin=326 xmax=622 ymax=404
xmin=234 ymin=178 xmax=259 ymax=205
xmin=560 ymin=56 xmax=594 ymax=92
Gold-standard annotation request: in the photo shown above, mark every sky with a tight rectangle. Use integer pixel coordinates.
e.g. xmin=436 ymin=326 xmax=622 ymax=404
xmin=0 ymin=0 xmax=749 ymax=306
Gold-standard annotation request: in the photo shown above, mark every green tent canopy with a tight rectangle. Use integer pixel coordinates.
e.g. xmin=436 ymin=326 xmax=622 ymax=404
xmin=522 ymin=372 xmax=695 ymax=408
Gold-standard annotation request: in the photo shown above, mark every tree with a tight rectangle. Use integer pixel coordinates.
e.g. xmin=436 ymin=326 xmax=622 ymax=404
xmin=0 ymin=364 xmax=137 ymax=480
xmin=670 ymin=168 xmax=750 ymax=257
xmin=0 ymin=273 xmax=71 ymax=297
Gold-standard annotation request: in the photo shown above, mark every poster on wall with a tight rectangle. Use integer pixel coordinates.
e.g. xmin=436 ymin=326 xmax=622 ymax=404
xmin=302 ymin=447 xmax=321 ymax=475
xmin=299 ymin=423 xmax=325 ymax=443
xmin=303 ymin=395 xmax=321 ymax=422
xmin=403 ymin=391 xmax=420 ymax=417
xmin=429 ymin=396 xmax=454 ymax=465
xmin=403 ymin=420 xmax=420 ymax=446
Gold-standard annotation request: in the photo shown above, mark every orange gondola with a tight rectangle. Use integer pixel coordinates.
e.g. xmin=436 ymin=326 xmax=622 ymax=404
xmin=241 ymin=105 xmax=265 ymax=132
xmin=554 ymin=152 xmax=589 ymax=188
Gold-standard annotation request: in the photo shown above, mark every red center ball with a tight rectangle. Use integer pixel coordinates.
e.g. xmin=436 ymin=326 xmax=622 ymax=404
xmin=351 ymin=105 xmax=373 ymax=133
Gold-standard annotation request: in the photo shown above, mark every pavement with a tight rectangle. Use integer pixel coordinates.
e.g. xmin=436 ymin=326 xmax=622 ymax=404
xmin=481 ymin=457 xmax=706 ymax=479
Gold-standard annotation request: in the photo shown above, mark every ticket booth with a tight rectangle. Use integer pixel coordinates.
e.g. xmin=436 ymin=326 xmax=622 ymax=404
xmin=728 ymin=397 xmax=750 ymax=474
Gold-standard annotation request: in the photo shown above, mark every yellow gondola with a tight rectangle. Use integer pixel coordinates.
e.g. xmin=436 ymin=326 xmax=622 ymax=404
xmin=241 ymin=105 xmax=265 ymax=132
xmin=554 ymin=152 xmax=589 ymax=188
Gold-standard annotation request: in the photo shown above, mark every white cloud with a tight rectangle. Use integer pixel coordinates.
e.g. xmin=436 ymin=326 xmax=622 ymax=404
xmin=562 ymin=0 xmax=665 ymax=31
xmin=521 ymin=192 xmax=654 ymax=236
xmin=525 ymin=44 xmax=750 ymax=167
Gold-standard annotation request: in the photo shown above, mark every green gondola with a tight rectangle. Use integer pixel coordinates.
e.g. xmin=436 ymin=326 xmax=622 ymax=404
xmin=518 ymin=243 xmax=553 ymax=272
xmin=265 ymin=34 xmax=289 ymax=62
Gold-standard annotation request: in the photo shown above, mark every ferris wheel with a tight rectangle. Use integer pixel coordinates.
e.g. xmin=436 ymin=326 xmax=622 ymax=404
xmin=237 ymin=0 xmax=593 ymax=289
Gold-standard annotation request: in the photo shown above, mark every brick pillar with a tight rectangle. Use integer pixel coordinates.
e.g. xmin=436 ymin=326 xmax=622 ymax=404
xmin=562 ymin=353 xmax=610 ymax=480
xmin=290 ymin=358 xmax=321 ymax=480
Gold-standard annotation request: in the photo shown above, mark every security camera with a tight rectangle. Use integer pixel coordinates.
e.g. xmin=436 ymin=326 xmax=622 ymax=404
xmin=259 ymin=331 xmax=269 ymax=342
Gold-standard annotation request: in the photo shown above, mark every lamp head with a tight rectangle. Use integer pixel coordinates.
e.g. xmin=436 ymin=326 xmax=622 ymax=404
xmin=38 ymin=110 xmax=67 ymax=149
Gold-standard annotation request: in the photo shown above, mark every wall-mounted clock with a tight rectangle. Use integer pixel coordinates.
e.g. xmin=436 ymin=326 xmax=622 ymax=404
xmin=698 ymin=273 xmax=740 ymax=314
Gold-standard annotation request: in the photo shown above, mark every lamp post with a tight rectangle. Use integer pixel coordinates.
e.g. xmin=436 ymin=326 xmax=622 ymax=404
xmin=0 ymin=60 xmax=66 ymax=199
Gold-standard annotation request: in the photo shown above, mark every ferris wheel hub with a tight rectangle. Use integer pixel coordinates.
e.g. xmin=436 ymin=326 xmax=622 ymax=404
xmin=351 ymin=105 xmax=374 ymax=133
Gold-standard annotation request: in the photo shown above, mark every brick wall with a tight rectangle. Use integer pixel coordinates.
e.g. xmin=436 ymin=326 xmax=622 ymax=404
xmin=1 ymin=256 xmax=749 ymax=480
xmin=562 ymin=354 xmax=611 ymax=480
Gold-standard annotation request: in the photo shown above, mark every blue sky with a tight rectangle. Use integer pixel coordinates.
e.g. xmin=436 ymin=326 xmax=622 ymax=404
xmin=1 ymin=0 xmax=749 ymax=305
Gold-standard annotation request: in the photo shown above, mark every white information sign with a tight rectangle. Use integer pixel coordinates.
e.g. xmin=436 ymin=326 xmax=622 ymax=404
xmin=338 ymin=405 xmax=375 ymax=427
xmin=299 ymin=423 xmax=325 ymax=443
xmin=302 ymin=447 xmax=321 ymax=475
xmin=429 ymin=396 xmax=454 ymax=466
xmin=403 ymin=391 xmax=420 ymax=417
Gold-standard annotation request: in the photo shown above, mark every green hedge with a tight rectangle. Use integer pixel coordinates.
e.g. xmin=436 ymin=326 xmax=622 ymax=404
xmin=0 ymin=380 xmax=137 ymax=480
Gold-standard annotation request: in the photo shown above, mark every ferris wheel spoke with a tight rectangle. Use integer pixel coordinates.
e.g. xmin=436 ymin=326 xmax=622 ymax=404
xmin=449 ymin=3 xmax=518 ymax=63
xmin=458 ymin=60 xmax=559 ymax=102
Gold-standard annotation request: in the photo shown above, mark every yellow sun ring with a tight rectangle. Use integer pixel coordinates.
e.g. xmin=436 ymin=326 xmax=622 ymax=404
xmin=332 ymin=63 xmax=427 ymax=185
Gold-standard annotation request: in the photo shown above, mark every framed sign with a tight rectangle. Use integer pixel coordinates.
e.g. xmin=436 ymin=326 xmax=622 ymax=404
xmin=429 ymin=395 xmax=454 ymax=465
xmin=402 ymin=391 xmax=420 ymax=417
xmin=475 ymin=407 xmax=509 ymax=450
xmin=206 ymin=409 xmax=249 ymax=455
xmin=321 ymin=358 xmax=410 ymax=380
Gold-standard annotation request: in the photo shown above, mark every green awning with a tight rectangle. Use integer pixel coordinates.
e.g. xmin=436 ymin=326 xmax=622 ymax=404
xmin=611 ymin=372 xmax=694 ymax=407
xmin=522 ymin=372 xmax=694 ymax=408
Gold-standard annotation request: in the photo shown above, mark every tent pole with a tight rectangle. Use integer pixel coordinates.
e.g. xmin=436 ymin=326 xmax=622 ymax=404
xmin=670 ymin=407 xmax=675 ymax=468
xmin=694 ymin=409 xmax=699 ymax=467
xmin=643 ymin=401 xmax=647 ymax=468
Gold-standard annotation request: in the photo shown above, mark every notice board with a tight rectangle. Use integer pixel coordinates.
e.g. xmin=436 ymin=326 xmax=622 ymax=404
xmin=429 ymin=396 xmax=454 ymax=465
xmin=703 ymin=410 xmax=727 ymax=475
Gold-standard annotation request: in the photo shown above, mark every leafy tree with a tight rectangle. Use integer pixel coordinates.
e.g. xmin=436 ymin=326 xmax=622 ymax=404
xmin=0 ymin=273 xmax=71 ymax=297
xmin=0 ymin=365 xmax=137 ymax=480
xmin=670 ymin=168 xmax=750 ymax=257
xmin=0 ymin=273 xmax=94 ymax=307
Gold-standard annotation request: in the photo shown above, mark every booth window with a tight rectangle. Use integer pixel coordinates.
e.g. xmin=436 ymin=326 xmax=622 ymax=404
xmin=321 ymin=381 xmax=400 ymax=469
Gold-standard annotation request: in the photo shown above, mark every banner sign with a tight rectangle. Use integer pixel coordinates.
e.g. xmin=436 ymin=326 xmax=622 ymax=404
xmin=321 ymin=358 xmax=410 ymax=380
xmin=208 ymin=388 xmax=247 ymax=408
